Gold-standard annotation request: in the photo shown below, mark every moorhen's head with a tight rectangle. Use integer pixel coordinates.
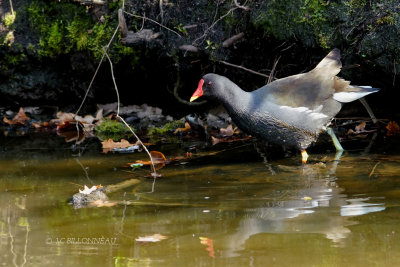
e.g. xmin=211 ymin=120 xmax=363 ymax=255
xmin=190 ymin=73 xmax=230 ymax=102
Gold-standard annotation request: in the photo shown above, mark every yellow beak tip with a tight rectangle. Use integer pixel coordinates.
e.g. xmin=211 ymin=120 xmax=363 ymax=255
xmin=190 ymin=96 xmax=198 ymax=102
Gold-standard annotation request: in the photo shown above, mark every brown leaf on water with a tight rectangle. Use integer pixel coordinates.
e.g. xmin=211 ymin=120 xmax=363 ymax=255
xmin=136 ymin=234 xmax=168 ymax=243
xmin=3 ymin=107 xmax=30 ymax=125
xmin=387 ymin=121 xmax=400 ymax=136
xmin=199 ymin=237 xmax=215 ymax=258
xmin=135 ymin=151 xmax=167 ymax=170
xmin=102 ymin=138 xmax=135 ymax=153
xmin=174 ymin=122 xmax=191 ymax=134
xmin=90 ymin=199 xmax=118 ymax=208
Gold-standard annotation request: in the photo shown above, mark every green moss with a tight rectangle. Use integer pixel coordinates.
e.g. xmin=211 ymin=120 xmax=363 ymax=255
xmin=24 ymin=0 xmax=119 ymax=60
xmin=4 ymin=12 xmax=16 ymax=27
xmin=148 ymin=119 xmax=184 ymax=136
xmin=95 ymin=119 xmax=133 ymax=141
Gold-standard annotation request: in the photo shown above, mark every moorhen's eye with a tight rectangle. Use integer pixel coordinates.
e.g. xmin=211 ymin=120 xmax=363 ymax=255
xmin=206 ymin=81 xmax=212 ymax=87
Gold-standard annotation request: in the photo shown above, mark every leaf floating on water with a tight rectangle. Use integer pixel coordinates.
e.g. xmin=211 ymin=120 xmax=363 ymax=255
xmin=303 ymin=196 xmax=312 ymax=201
xmin=130 ymin=163 xmax=143 ymax=170
xmin=136 ymin=234 xmax=168 ymax=243
xmin=199 ymin=237 xmax=215 ymax=258
xmin=135 ymin=151 xmax=167 ymax=170
xmin=101 ymin=139 xmax=137 ymax=153
xmin=3 ymin=107 xmax=30 ymax=125
xmin=386 ymin=121 xmax=400 ymax=136
xmin=79 ymin=185 xmax=98 ymax=194
xmin=90 ymin=199 xmax=118 ymax=207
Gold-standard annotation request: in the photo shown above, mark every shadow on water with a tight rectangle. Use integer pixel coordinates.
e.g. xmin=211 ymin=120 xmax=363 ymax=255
xmin=1 ymin=132 xmax=400 ymax=266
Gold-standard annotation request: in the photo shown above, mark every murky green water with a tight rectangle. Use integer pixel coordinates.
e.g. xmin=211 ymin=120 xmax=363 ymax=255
xmin=1 ymin=133 xmax=400 ymax=266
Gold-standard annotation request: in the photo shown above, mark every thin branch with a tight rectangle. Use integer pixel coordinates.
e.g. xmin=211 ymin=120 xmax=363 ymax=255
xmin=9 ymin=0 xmax=14 ymax=16
xmin=74 ymin=25 xmax=120 ymax=117
xmin=192 ymin=6 xmax=238 ymax=46
xmin=104 ymin=50 xmax=157 ymax=176
xmin=219 ymin=60 xmax=269 ymax=78
xmin=267 ymin=56 xmax=280 ymax=84
xmin=233 ymin=0 xmax=250 ymax=11
xmin=159 ymin=0 xmax=164 ymax=25
xmin=123 ymin=11 xmax=181 ymax=37
xmin=359 ymin=97 xmax=378 ymax=124
xmin=222 ymin=32 xmax=244 ymax=47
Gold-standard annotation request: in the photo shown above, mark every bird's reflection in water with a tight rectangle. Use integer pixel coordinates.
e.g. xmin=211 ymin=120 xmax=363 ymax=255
xmin=220 ymin=152 xmax=386 ymax=256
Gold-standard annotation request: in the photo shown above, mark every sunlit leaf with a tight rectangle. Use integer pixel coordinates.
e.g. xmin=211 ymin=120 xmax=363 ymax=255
xmin=130 ymin=163 xmax=143 ymax=170
xmin=199 ymin=237 xmax=215 ymax=258
xmin=90 ymin=199 xmax=118 ymax=207
xmin=79 ymin=185 xmax=98 ymax=194
xmin=136 ymin=234 xmax=168 ymax=243
xmin=101 ymin=139 xmax=136 ymax=153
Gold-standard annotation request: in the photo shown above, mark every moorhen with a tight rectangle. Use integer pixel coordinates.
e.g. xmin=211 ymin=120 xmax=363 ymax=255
xmin=190 ymin=49 xmax=379 ymax=162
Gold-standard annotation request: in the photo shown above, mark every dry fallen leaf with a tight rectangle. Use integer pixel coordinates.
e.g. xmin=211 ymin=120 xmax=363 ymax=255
xmin=135 ymin=151 xmax=167 ymax=170
xmin=102 ymin=139 xmax=135 ymax=153
xmin=387 ymin=121 xmax=400 ymax=136
xmin=79 ymin=185 xmax=98 ymax=194
xmin=219 ymin=124 xmax=239 ymax=137
xmin=199 ymin=237 xmax=215 ymax=258
xmin=136 ymin=234 xmax=168 ymax=243
xmin=174 ymin=121 xmax=191 ymax=134
xmin=3 ymin=107 xmax=30 ymax=125
xmin=355 ymin=121 xmax=366 ymax=133
xmin=90 ymin=199 xmax=117 ymax=207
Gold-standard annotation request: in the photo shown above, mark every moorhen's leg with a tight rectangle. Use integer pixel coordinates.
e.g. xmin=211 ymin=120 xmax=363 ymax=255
xmin=327 ymin=128 xmax=344 ymax=151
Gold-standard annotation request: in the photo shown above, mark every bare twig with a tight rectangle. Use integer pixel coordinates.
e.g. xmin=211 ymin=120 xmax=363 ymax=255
xmin=118 ymin=9 xmax=128 ymax=37
xmin=123 ymin=11 xmax=181 ymax=37
xmin=9 ymin=0 xmax=14 ymax=16
xmin=393 ymin=59 xmax=397 ymax=86
xmin=219 ymin=60 xmax=269 ymax=78
xmin=359 ymin=97 xmax=378 ymax=124
xmin=222 ymin=32 xmax=244 ymax=47
xmin=368 ymin=161 xmax=381 ymax=178
xmin=74 ymin=25 xmax=120 ymax=117
xmin=159 ymin=0 xmax=164 ymax=25
xmin=193 ymin=6 xmax=238 ymax=46
xmin=103 ymin=50 xmax=157 ymax=178
xmin=267 ymin=56 xmax=280 ymax=84
xmin=233 ymin=0 xmax=250 ymax=11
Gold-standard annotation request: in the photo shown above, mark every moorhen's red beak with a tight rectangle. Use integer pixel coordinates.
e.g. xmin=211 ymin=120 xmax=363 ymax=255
xmin=190 ymin=79 xmax=204 ymax=102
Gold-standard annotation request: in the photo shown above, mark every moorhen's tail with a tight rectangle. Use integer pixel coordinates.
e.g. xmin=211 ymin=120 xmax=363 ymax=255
xmin=332 ymin=77 xmax=380 ymax=103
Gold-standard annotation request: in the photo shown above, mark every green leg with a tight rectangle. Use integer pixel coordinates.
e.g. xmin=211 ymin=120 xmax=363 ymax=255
xmin=327 ymin=127 xmax=344 ymax=152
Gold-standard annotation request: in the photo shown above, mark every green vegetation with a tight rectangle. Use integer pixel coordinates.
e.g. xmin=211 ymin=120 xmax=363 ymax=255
xmin=4 ymin=12 xmax=16 ymax=27
xmin=95 ymin=119 xmax=133 ymax=141
xmin=148 ymin=119 xmax=185 ymax=136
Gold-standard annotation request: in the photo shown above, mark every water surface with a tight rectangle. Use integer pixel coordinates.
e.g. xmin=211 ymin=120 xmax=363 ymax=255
xmin=1 ymin=133 xmax=400 ymax=266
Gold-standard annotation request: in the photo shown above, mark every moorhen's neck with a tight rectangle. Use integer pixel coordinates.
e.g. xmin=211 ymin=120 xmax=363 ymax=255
xmin=212 ymin=79 xmax=251 ymax=115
